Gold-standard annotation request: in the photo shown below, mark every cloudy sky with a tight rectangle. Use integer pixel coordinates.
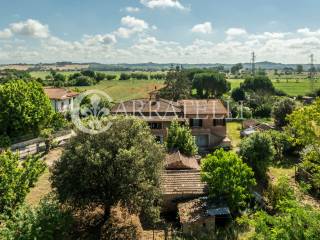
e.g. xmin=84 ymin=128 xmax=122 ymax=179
xmin=1 ymin=0 xmax=320 ymax=64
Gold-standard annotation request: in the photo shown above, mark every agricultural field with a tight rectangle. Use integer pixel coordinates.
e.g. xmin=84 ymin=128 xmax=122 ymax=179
xmin=74 ymin=79 xmax=164 ymax=102
xmin=228 ymin=77 xmax=320 ymax=96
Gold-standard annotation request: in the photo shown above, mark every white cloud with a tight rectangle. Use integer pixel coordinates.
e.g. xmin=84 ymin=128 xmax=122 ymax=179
xmin=10 ymin=19 xmax=49 ymax=38
xmin=140 ymin=0 xmax=188 ymax=10
xmin=191 ymin=22 xmax=212 ymax=34
xmin=114 ymin=16 xmax=149 ymax=38
xmin=124 ymin=6 xmax=140 ymax=13
xmin=0 ymin=28 xmax=13 ymax=39
xmin=226 ymin=28 xmax=247 ymax=40
xmin=83 ymin=34 xmax=117 ymax=46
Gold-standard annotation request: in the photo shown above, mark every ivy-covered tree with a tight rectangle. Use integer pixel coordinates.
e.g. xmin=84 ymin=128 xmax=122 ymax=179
xmin=239 ymin=132 xmax=275 ymax=181
xmin=0 ymin=151 xmax=45 ymax=215
xmin=0 ymin=80 xmax=54 ymax=138
xmin=201 ymin=149 xmax=256 ymax=211
xmin=272 ymin=97 xmax=296 ymax=128
xmin=166 ymin=120 xmax=198 ymax=156
xmin=51 ymin=116 xmax=165 ymax=224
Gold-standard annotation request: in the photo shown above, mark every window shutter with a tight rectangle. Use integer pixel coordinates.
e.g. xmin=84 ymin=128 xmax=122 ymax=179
xmin=213 ymin=119 xmax=217 ymax=126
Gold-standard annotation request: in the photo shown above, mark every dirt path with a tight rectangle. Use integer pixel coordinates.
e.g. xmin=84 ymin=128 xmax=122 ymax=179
xmin=25 ymin=148 xmax=63 ymax=205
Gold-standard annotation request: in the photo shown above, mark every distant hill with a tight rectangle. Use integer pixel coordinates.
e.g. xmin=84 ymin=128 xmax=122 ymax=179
xmin=1 ymin=61 xmax=319 ymax=72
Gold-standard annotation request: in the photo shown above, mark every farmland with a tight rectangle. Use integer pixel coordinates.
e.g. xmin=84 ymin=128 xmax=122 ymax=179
xmin=30 ymin=71 xmax=320 ymax=99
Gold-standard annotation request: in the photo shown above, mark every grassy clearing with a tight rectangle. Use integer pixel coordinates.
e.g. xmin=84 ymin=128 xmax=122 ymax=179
xmin=227 ymin=121 xmax=242 ymax=149
xmin=75 ymin=79 xmax=165 ymax=102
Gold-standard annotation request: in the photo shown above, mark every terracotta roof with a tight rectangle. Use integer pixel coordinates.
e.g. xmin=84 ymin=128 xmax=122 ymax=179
xmin=162 ymin=170 xmax=207 ymax=195
xmin=242 ymin=119 xmax=259 ymax=129
xmin=178 ymin=198 xmax=230 ymax=224
xmin=44 ymin=87 xmax=79 ymax=100
xmin=111 ymin=98 xmax=182 ymax=114
xmin=165 ymin=151 xmax=200 ymax=170
xmin=179 ymin=99 xmax=228 ymax=116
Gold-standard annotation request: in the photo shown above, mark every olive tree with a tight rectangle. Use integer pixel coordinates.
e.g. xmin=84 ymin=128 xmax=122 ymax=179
xmin=51 ymin=116 xmax=165 ymax=222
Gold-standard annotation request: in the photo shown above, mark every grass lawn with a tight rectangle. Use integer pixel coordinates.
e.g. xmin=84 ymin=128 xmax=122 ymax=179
xmin=227 ymin=121 xmax=242 ymax=149
xmin=75 ymin=79 xmax=165 ymax=102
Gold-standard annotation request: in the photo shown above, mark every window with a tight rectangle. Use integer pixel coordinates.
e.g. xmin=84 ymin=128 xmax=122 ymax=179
xmin=213 ymin=118 xmax=226 ymax=126
xmin=196 ymin=135 xmax=209 ymax=147
xmin=190 ymin=119 xmax=203 ymax=128
xmin=149 ymin=122 xmax=162 ymax=129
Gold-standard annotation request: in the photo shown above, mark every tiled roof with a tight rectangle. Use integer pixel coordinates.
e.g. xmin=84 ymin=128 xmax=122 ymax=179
xmin=165 ymin=151 xmax=200 ymax=170
xmin=179 ymin=99 xmax=228 ymax=115
xmin=111 ymin=98 xmax=182 ymax=114
xmin=44 ymin=87 xmax=79 ymax=100
xmin=162 ymin=170 xmax=207 ymax=195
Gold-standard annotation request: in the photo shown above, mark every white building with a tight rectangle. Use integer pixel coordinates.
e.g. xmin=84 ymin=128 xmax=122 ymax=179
xmin=44 ymin=87 xmax=79 ymax=113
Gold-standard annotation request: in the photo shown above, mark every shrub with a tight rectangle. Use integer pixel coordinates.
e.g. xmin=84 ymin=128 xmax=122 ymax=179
xmin=119 ymin=73 xmax=131 ymax=80
xmin=253 ymin=104 xmax=272 ymax=118
xmin=272 ymin=97 xmax=296 ymax=128
xmin=0 ymin=135 xmax=11 ymax=149
xmin=0 ymin=196 xmax=74 ymax=240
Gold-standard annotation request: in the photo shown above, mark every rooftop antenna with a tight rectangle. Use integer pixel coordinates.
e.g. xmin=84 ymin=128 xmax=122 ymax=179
xmin=251 ymin=52 xmax=256 ymax=76
xmin=309 ymin=54 xmax=316 ymax=92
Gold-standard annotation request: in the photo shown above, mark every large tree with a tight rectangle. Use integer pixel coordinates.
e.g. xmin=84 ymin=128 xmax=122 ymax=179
xmin=239 ymin=132 xmax=275 ymax=181
xmin=159 ymin=66 xmax=191 ymax=101
xmin=166 ymin=120 xmax=198 ymax=156
xmin=193 ymin=72 xmax=230 ymax=98
xmin=241 ymin=75 xmax=275 ymax=93
xmin=201 ymin=149 xmax=256 ymax=211
xmin=0 ymin=151 xmax=45 ymax=215
xmin=231 ymin=63 xmax=243 ymax=75
xmin=0 ymin=80 xmax=53 ymax=138
xmin=51 ymin=116 xmax=165 ymax=222
xmin=272 ymin=97 xmax=296 ymax=128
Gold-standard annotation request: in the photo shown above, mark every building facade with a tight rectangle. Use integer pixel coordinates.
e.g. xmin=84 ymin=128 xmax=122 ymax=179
xmin=44 ymin=87 xmax=79 ymax=113
xmin=111 ymin=95 xmax=231 ymax=150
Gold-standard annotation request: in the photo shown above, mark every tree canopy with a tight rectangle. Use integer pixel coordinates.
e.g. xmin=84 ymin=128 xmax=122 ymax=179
xmin=166 ymin=119 xmax=198 ymax=156
xmin=193 ymin=72 xmax=230 ymax=98
xmin=0 ymin=80 xmax=53 ymax=139
xmin=241 ymin=75 xmax=275 ymax=93
xmin=201 ymin=149 xmax=256 ymax=211
xmin=239 ymin=132 xmax=275 ymax=181
xmin=272 ymin=97 xmax=296 ymax=128
xmin=0 ymin=151 xmax=45 ymax=215
xmin=51 ymin=116 xmax=165 ymax=222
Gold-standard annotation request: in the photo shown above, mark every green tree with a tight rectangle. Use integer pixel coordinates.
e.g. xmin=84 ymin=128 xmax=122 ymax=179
xmin=0 ymin=151 xmax=45 ymax=214
xmin=193 ymin=72 xmax=230 ymax=98
xmin=0 ymin=196 xmax=74 ymax=240
xmin=296 ymin=64 xmax=304 ymax=74
xmin=160 ymin=66 xmax=191 ymax=101
xmin=231 ymin=63 xmax=243 ymax=75
xmin=231 ymin=87 xmax=246 ymax=102
xmin=51 ymin=116 xmax=165 ymax=223
xmin=201 ymin=149 xmax=256 ymax=211
xmin=166 ymin=120 xmax=198 ymax=156
xmin=272 ymin=97 xmax=296 ymax=128
xmin=239 ymin=132 xmax=275 ymax=181
xmin=241 ymin=75 xmax=275 ymax=93
xmin=287 ymin=98 xmax=320 ymax=147
xmin=242 ymin=200 xmax=320 ymax=240
xmin=0 ymin=80 xmax=53 ymax=138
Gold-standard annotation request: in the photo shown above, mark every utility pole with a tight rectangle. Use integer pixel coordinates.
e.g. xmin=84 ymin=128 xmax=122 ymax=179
xmin=251 ymin=52 xmax=256 ymax=76
xmin=309 ymin=54 xmax=315 ymax=92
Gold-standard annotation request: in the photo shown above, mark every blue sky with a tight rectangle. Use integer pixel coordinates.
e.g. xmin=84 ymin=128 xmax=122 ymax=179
xmin=1 ymin=0 xmax=320 ymax=64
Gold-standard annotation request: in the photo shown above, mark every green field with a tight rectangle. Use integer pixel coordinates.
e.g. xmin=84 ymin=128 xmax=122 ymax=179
xmin=31 ymin=71 xmax=320 ymax=98
xmin=74 ymin=79 xmax=164 ymax=102
xmin=228 ymin=78 xmax=320 ymax=96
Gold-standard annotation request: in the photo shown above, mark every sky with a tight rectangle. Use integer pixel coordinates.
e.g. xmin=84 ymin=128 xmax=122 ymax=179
xmin=1 ymin=0 xmax=320 ymax=64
